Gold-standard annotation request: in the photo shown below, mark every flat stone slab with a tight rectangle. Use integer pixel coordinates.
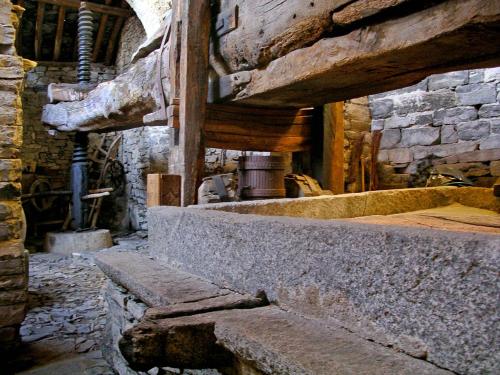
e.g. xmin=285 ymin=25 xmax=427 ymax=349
xmin=95 ymin=250 xmax=233 ymax=307
xmin=122 ymin=306 xmax=452 ymax=375
xmin=149 ymin=205 xmax=500 ymax=374
xmin=196 ymin=186 xmax=500 ymax=220
xmin=44 ymin=230 xmax=113 ymax=255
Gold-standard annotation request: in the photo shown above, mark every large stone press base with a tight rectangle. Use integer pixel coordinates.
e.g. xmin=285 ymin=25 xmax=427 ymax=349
xmin=44 ymin=229 xmax=113 ymax=255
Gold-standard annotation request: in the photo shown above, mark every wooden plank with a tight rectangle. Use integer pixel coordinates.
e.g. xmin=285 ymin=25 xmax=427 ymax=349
xmin=369 ymin=130 xmax=382 ymax=191
xmin=104 ymin=15 xmax=125 ymax=65
xmin=34 ymin=2 xmax=45 ymax=60
xmin=33 ymin=0 xmax=133 ymax=17
xmin=92 ymin=0 xmax=112 ymax=62
xmin=168 ymin=0 xmax=183 ymax=103
xmin=53 ymin=5 xmax=66 ymax=61
xmin=178 ymin=0 xmax=211 ymax=206
xmin=233 ymin=0 xmax=500 ymax=107
xmin=205 ymin=133 xmax=310 ymax=152
xmin=323 ymin=103 xmax=345 ymax=194
xmin=147 ymin=174 xmax=181 ymax=207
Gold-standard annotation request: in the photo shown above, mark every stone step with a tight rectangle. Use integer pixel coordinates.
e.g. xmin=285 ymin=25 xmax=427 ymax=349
xmin=95 ymin=250 xmax=263 ymax=308
xmin=121 ymin=306 xmax=453 ymax=374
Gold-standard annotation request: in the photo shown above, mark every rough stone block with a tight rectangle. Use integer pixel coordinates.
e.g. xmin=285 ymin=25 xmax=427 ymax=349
xmin=428 ymin=71 xmax=468 ymax=90
xmin=0 ymin=290 xmax=26 ymax=306
xmin=369 ymin=99 xmax=393 ymax=119
xmin=126 ymin=299 xmax=147 ymax=321
xmin=387 ymin=148 xmax=412 ymax=164
xmin=384 ymin=115 xmax=412 ymax=129
xmin=457 ymin=120 xmax=491 ymax=141
xmin=0 ymin=256 xmax=23 ymax=276
xmin=370 ymin=79 xmax=428 ymax=100
xmin=0 ymin=126 xmax=22 ymax=147
xmin=380 ymin=129 xmax=401 ymax=149
xmin=433 ymin=106 xmax=477 ymax=126
xmin=393 ymin=89 xmax=456 ymax=116
xmin=490 ymin=160 xmax=500 ymax=176
xmin=0 ymin=79 xmax=21 ymax=93
xmin=377 ymin=149 xmax=389 ymax=162
xmin=0 ymin=304 xmax=25 ymax=326
xmin=0 ymin=107 xmax=16 ymax=127
xmin=413 ymin=112 xmax=433 ymax=126
xmin=456 ymin=83 xmax=497 ymax=105
xmin=371 ymin=119 xmax=384 ymax=131
xmin=441 ymin=125 xmax=458 ymax=144
xmin=478 ymin=103 xmax=500 ymax=118
xmin=0 ymin=220 xmax=20 ymax=241
xmin=401 ymin=127 xmax=440 ymax=147
xmin=483 ymin=67 xmax=500 ymax=82
xmin=468 ymin=69 xmax=484 ymax=84
xmin=490 ymin=119 xmax=500 ymax=134
xmin=0 ymin=91 xmax=17 ymax=107
xmin=479 ymin=135 xmax=500 ymax=150
xmin=149 ymin=204 xmax=500 ymax=375
xmin=0 ymin=159 xmax=21 ymax=182
xmin=0 ymin=274 xmax=26 ymax=291
xmin=412 ymin=141 xmax=478 ymax=160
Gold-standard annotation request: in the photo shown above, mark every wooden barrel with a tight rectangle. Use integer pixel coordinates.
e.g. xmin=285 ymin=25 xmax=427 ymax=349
xmin=238 ymin=155 xmax=287 ymax=200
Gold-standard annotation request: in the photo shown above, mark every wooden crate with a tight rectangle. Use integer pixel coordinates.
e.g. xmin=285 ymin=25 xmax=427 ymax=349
xmin=147 ymin=174 xmax=181 ymax=207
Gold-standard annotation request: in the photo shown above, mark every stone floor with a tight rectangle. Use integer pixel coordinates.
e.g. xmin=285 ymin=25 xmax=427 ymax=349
xmin=8 ymin=233 xmax=148 ymax=374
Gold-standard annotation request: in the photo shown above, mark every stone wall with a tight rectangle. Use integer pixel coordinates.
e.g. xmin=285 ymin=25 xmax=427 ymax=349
xmin=370 ymin=67 xmax=500 ymax=187
xmin=0 ymin=0 xmax=29 ymax=356
xmin=115 ymin=16 xmax=146 ymax=74
xmin=21 ymin=63 xmax=116 ymax=239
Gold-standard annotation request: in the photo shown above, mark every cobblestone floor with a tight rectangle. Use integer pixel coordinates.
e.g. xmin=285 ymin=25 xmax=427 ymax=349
xmin=10 ymin=251 xmax=115 ymax=374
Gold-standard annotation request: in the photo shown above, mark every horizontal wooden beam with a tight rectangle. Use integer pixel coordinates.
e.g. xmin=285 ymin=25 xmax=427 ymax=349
xmin=232 ymin=0 xmax=500 ymax=107
xmin=31 ymin=0 xmax=133 ymax=18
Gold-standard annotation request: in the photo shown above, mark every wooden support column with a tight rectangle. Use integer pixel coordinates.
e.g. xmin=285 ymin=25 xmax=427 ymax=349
xmin=178 ymin=0 xmax=211 ymax=206
xmin=104 ymin=16 xmax=125 ymax=65
xmin=323 ymin=102 xmax=345 ymax=194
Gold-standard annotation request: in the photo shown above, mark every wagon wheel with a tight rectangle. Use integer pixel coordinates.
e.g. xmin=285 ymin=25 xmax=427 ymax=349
xmin=103 ymin=159 xmax=125 ymax=195
xmin=29 ymin=180 xmax=56 ymax=212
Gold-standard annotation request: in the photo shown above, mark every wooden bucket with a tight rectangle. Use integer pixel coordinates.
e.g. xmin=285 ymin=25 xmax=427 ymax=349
xmin=238 ymin=155 xmax=287 ymax=200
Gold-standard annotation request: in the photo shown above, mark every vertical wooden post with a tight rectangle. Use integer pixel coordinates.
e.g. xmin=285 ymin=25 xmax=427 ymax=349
xmin=323 ymin=102 xmax=345 ymax=194
xmin=178 ymin=0 xmax=211 ymax=206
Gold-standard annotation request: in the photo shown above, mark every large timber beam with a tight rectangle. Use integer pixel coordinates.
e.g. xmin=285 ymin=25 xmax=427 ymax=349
xmin=42 ymin=50 xmax=160 ymax=132
xmin=232 ymin=0 xmax=500 ymax=107
xmin=42 ymin=0 xmax=500 ymax=131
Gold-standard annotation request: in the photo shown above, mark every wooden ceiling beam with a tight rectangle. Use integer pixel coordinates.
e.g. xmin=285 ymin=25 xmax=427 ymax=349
xmin=104 ymin=15 xmax=124 ymax=65
xmin=34 ymin=1 xmax=45 ymax=60
xmin=53 ymin=5 xmax=65 ymax=61
xmin=92 ymin=0 xmax=112 ymax=62
xmin=31 ymin=0 xmax=133 ymax=18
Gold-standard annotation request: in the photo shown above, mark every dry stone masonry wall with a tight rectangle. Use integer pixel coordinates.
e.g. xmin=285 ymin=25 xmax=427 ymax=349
xmin=22 ymin=63 xmax=116 ymax=189
xmin=370 ymin=67 xmax=500 ymax=187
xmin=0 ymin=0 xmax=29 ymax=356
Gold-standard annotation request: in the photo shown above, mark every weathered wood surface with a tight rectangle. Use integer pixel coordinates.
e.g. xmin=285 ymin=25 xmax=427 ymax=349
xmin=331 ymin=0 xmax=415 ymax=27
xmin=42 ymin=0 xmax=500 ymax=131
xmin=233 ymin=0 xmax=500 ymax=107
xmin=47 ymin=82 xmax=97 ymax=103
xmin=323 ymin=103 xmax=345 ymax=194
xmin=167 ymin=103 xmax=314 ymax=152
xmin=178 ymin=0 xmax=211 ymax=206
xmin=42 ymin=50 xmax=160 ymax=132
xmin=218 ymin=0 xmax=352 ymax=72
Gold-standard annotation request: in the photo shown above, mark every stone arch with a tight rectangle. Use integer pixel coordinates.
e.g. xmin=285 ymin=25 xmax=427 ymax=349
xmin=123 ymin=0 xmax=171 ymax=38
